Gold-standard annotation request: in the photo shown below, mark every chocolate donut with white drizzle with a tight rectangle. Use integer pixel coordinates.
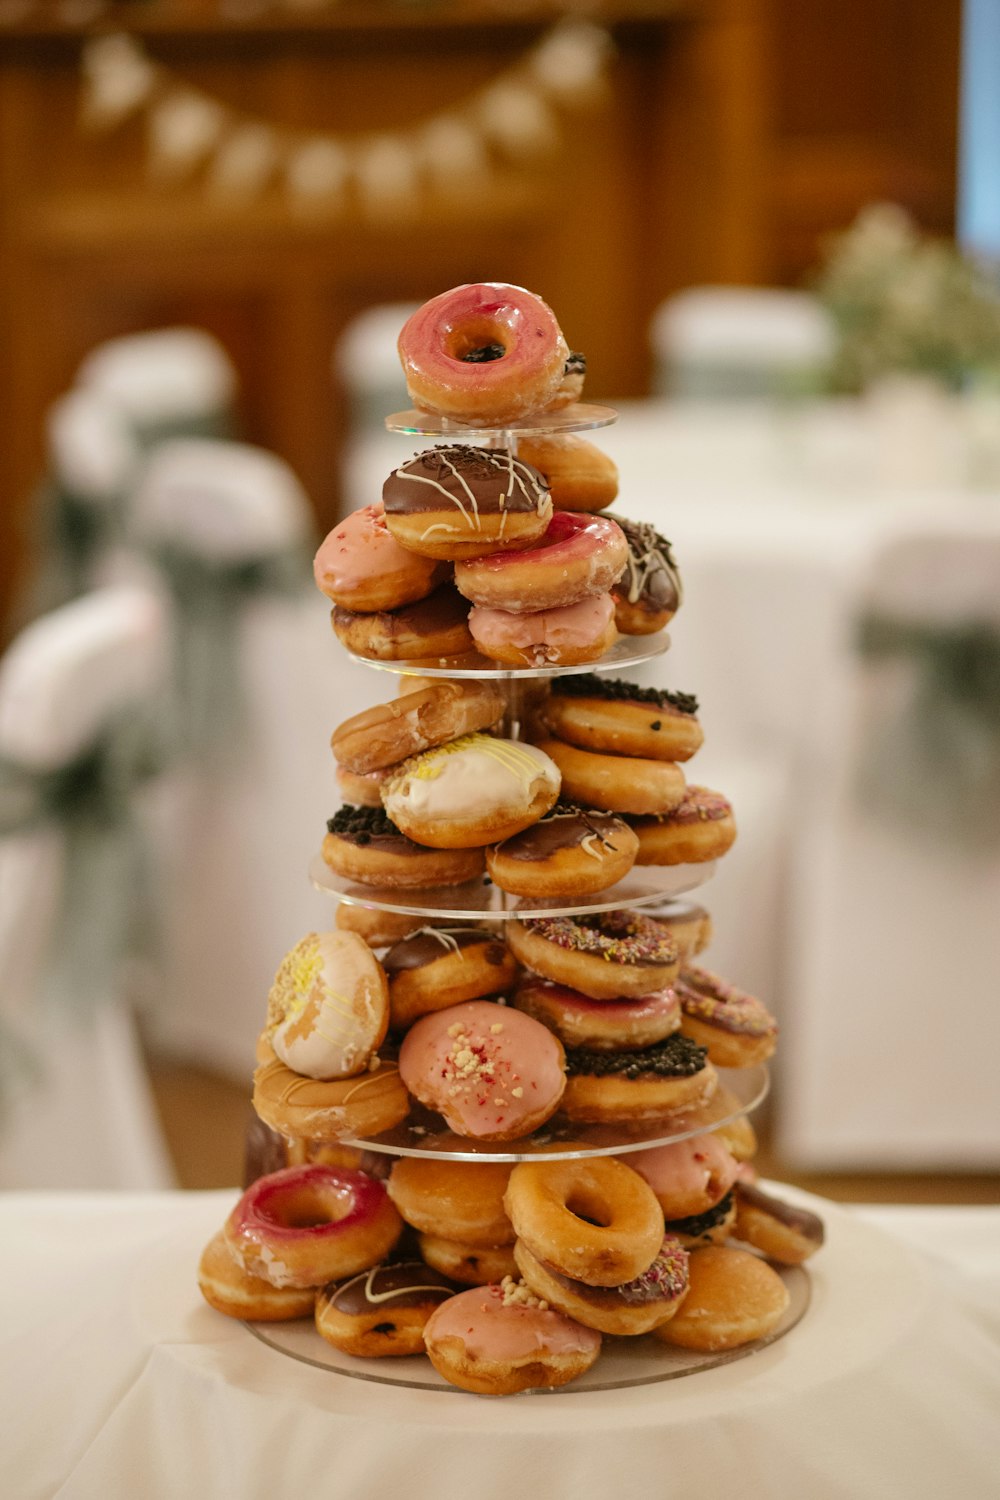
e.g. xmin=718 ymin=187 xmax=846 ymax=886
xmin=611 ymin=517 xmax=683 ymax=634
xmin=381 ymin=445 xmax=552 ymax=560
xmin=486 ymin=802 xmax=639 ymax=897
xmin=383 ymin=925 xmax=518 ymax=1030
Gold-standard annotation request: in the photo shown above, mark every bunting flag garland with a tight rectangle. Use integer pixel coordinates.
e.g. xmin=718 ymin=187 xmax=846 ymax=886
xmin=77 ymin=18 xmax=615 ymax=211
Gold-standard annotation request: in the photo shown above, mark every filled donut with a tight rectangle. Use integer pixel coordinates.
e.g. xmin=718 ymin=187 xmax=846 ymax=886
xmin=485 ymin=803 xmax=638 ymax=898
xmin=611 ymin=518 xmax=683 ymax=635
xmin=654 ymin=1246 xmax=790 ymax=1351
xmin=253 ymin=1042 xmax=411 ymax=1143
xmin=331 ymin=680 xmax=504 ymax=774
xmin=469 ymin=593 xmax=618 ymax=668
xmin=383 ymin=925 xmax=518 ymax=1029
xmin=265 ymin=931 xmax=388 ymax=1080
xmin=314 ymin=1262 xmax=458 ymax=1357
xmin=676 ymin=965 xmax=778 ymax=1067
xmin=733 ymin=1182 xmax=825 ymax=1264
xmin=513 ymin=1233 xmax=689 ymax=1336
xmin=332 ymin=583 xmax=474 ymax=662
xmin=313 ymin=500 xmax=448 ymax=611
xmin=388 ymin=1157 xmax=515 ymax=1246
xmin=381 ymin=734 xmax=561 ymax=848
xmin=561 ymin=1035 xmax=718 ymax=1124
xmin=513 ymin=975 xmax=680 ymax=1052
xmin=516 ymin=432 xmax=617 ymax=513
xmin=536 ymin=736 xmax=687 ymax=815
xmin=382 ymin=445 xmax=552 ymax=560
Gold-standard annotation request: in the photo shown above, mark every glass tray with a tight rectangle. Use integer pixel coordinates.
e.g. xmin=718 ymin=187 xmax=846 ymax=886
xmin=345 ymin=630 xmax=670 ymax=681
xmin=336 ymin=1064 xmax=767 ymax=1162
xmin=309 ymin=853 xmax=716 ymax=919
xmin=244 ymin=1257 xmax=808 ymax=1393
xmin=385 ymin=402 xmax=618 ymax=439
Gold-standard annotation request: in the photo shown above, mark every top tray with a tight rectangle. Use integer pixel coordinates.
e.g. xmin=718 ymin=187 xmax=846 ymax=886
xmin=384 ymin=402 xmax=619 ymax=439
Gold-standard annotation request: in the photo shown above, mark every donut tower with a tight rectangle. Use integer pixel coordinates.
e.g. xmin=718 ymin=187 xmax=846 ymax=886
xmin=197 ymin=284 xmax=825 ymax=1396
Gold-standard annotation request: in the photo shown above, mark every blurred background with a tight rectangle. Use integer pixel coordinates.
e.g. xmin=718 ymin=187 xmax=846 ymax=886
xmin=1 ymin=0 xmax=998 ymax=1202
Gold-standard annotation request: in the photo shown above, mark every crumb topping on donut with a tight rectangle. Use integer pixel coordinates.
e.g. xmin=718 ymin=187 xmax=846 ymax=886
xmin=519 ymin=909 xmax=678 ymax=966
xmin=676 ymin=967 xmax=777 ymax=1038
xmin=498 ymin=1275 xmax=549 ymax=1310
xmin=383 ymin=446 xmax=550 ymax=524
xmin=439 ymin=1016 xmax=527 ymax=1106
xmin=565 ymin=1033 xmax=708 ymax=1078
xmin=551 ymin=675 xmax=698 ymax=716
xmin=664 ymin=1190 xmax=735 ymax=1236
xmin=612 ymin=518 xmax=683 ymax=610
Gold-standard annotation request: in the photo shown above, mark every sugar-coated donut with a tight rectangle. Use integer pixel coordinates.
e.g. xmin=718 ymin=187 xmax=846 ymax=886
xmin=418 ymin=1234 xmax=519 ymax=1286
xmin=513 ymin=975 xmax=680 ymax=1053
xmin=383 ymin=925 xmax=518 ymax=1029
xmin=536 ymin=736 xmax=686 ymax=815
xmin=676 ymin=965 xmax=778 ymax=1067
xmin=331 ymin=681 xmax=504 ymax=775
xmin=198 ymin=1230 xmax=317 ymax=1321
xmin=611 ymin=518 xmax=683 ymax=635
xmin=733 ymin=1182 xmax=825 ymax=1264
xmin=224 ymin=1164 xmax=403 ymax=1289
xmin=335 ymin=903 xmax=430 ymax=949
xmin=507 ymin=909 xmax=679 ymax=1000
xmin=514 ymin=1234 xmax=689 ymax=1336
xmin=389 ymin=1157 xmax=514 ymax=1246
xmin=323 ymin=805 xmax=485 ymax=888
xmin=382 ymin=446 xmax=552 ymax=560
xmin=336 ymin=763 xmax=390 ymax=808
xmin=332 ymin=583 xmax=473 ymax=662
xmin=621 ymin=1132 xmax=739 ymax=1220
xmin=543 ymin=675 xmax=703 ymax=762
xmin=398 ymin=1000 xmax=566 ymax=1142
xmin=313 ymin=500 xmax=447 ymax=611
xmin=314 ymin=1261 xmax=458 ymax=1357
xmin=486 ymin=803 xmax=638 ymax=898
xmin=515 ymin=432 xmax=617 ymax=513
xmin=454 ymin=511 xmax=628 ymax=612
xmin=381 ymin=734 xmax=561 ymax=849
xmin=545 ymin=350 xmax=587 ymax=411
xmin=629 ymin=785 xmax=737 ymax=863
xmin=504 ymin=1156 xmax=664 ymax=1286
xmin=422 ymin=1278 xmax=602 ymax=1395
xmin=469 ymin=593 xmax=618 ymax=668
xmin=654 ymin=1246 xmax=790 ymax=1351
xmin=649 ymin=900 xmax=713 ymax=961
xmin=253 ymin=1043 xmax=411 ymax=1142
xmin=663 ymin=1190 xmax=737 ymax=1249
xmin=397 ymin=282 xmax=569 ymax=425
xmin=265 ymin=931 xmax=388 ymax=1080
xmin=561 ymin=1035 xmax=718 ymax=1124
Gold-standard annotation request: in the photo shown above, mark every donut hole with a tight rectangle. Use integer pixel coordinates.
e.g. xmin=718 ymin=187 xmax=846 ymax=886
xmin=446 ymin=319 xmax=510 ymax=363
xmin=565 ymin=1189 xmax=613 ymax=1229
xmin=277 ymin=1185 xmax=348 ymax=1230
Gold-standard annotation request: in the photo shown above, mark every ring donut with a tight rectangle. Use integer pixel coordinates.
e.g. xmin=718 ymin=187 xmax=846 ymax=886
xmin=676 ymin=965 xmax=778 ymax=1067
xmin=542 ymin=676 xmax=703 ymax=762
xmin=629 ymin=785 xmax=737 ymax=863
xmin=514 ymin=1234 xmax=689 ymax=1336
xmin=454 ymin=512 xmax=628 ymax=613
xmin=506 ymin=909 xmax=679 ymax=1000
xmin=535 ymin=736 xmax=686 ymax=815
xmin=253 ymin=1043 xmax=411 ymax=1142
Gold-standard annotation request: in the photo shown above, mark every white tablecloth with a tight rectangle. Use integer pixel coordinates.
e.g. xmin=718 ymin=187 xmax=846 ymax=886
xmin=1 ymin=1188 xmax=997 ymax=1500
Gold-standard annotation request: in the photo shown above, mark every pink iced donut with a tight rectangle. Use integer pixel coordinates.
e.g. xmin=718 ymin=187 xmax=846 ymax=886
xmin=398 ymin=999 xmax=566 ymax=1141
xmin=469 ymin=593 xmax=617 ymax=668
xmin=621 ymin=1133 xmax=739 ymax=1220
xmin=397 ymin=283 xmax=569 ymax=425
xmin=224 ymin=1164 xmax=403 ymax=1288
xmin=423 ymin=1279 xmax=602 ymax=1394
xmin=513 ymin=975 xmax=681 ymax=1052
xmin=454 ymin=511 xmax=629 ymax=612
xmin=313 ymin=501 xmax=447 ymax=612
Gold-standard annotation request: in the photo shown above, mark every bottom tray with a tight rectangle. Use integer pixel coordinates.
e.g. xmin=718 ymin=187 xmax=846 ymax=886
xmin=244 ymin=1259 xmax=809 ymax=1394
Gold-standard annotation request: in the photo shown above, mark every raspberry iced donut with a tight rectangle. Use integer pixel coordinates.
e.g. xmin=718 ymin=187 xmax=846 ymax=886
xmin=654 ymin=1246 xmax=790 ymax=1352
xmin=611 ymin=518 xmax=683 ymax=635
xmin=265 ymin=931 xmax=389 ymax=1080
xmin=382 ymin=446 xmax=552 ymax=560
xmin=323 ymin=805 xmax=485 ymax=889
xmin=514 ymin=1234 xmax=689 ymax=1336
xmin=513 ymin=975 xmax=680 ymax=1052
xmin=331 ymin=680 xmax=505 ymax=775
xmin=621 ymin=1132 xmax=740 ymax=1219
xmin=676 ymin=965 xmax=778 ymax=1067
xmin=397 ymin=282 xmax=569 ymax=425
xmin=561 ymin=1034 xmax=718 ymax=1124
xmin=629 ymin=785 xmax=737 ymax=863
xmin=398 ymin=999 xmax=566 ymax=1141
xmin=454 ymin=511 xmax=628 ymax=612
xmin=422 ymin=1278 xmax=602 ymax=1395
xmin=224 ymin=1164 xmax=403 ymax=1288
xmin=536 ymin=736 xmax=686 ymax=816
xmin=516 ymin=432 xmax=617 ymax=513
xmin=507 ymin=909 xmax=679 ymax=1000
xmin=381 ymin=734 xmax=561 ymax=849
xmin=543 ymin=676 xmax=703 ymax=762
xmin=313 ymin=501 xmax=447 ymax=611
xmin=469 ymin=593 xmax=618 ymax=668
xmin=486 ymin=803 xmax=638 ymax=898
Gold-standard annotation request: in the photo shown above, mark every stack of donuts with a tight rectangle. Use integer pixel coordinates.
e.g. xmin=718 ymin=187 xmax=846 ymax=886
xmin=198 ymin=282 xmax=824 ymax=1396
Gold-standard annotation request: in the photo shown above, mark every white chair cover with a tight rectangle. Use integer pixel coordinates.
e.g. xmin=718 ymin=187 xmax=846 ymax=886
xmin=76 ymin=327 xmax=238 ymax=437
xmin=335 ymin=302 xmax=418 ymax=432
xmin=778 ymin=530 xmax=1000 ymax=1168
xmin=0 ymin=586 xmax=174 ymax=1188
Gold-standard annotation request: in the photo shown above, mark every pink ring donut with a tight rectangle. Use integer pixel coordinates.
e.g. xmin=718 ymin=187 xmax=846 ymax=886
xmin=224 ymin=1164 xmax=403 ymax=1288
xmin=514 ymin=976 xmax=681 ymax=1052
xmin=397 ymin=283 xmax=569 ymax=425
xmin=455 ymin=511 xmax=628 ymax=612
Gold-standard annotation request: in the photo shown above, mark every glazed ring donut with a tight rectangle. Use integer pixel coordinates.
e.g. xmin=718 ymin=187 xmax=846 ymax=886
xmin=504 ymin=1155 xmax=664 ymax=1286
xmin=545 ymin=350 xmax=587 ymax=411
xmin=397 ymin=282 xmax=569 ymax=424
xmin=265 ymin=931 xmax=388 ymax=1080
xmin=224 ymin=1164 xmax=403 ymax=1288
xmin=543 ymin=676 xmax=703 ymax=762
xmin=331 ymin=681 xmax=504 ymax=775
xmin=561 ymin=1035 xmax=718 ymax=1124
xmin=198 ymin=1230 xmax=317 ymax=1321
xmin=469 ymin=594 xmax=618 ymax=669
xmin=422 ymin=1279 xmax=602 ymax=1395
xmin=629 ymin=785 xmax=737 ymax=864
xmin=313 ymin=501 xmax=447 ymax=612
xmin=515 ymin=433 xmax=617 ymax=513
xmin=383 ymin=925 xmax=518 ymax=1029
xmin=389 ymin=1157 xmax=515 ymax=1246
xmin=314 ymin=1261 xmax=458 ymax=1357
xmin=536 ymin=736 xmax=686 ymax=816
xmin=253 ymin=1044 xmax=411 ymax=1143
xmin=663 ymin=1189 xmax=737 ymax=1249
xmin=332 ymin=584 xmax=473 ymax=663
xmin=381 ymin=734 xmax=561 ymax=849
xmin=676 ymin=965 xmax=778 ymax=1067
xmin=454 ymin=512 xmax=628 ymax=613
xmin=486 ymin=803 xmax=638 ymax=899
xmin=733 ymin=1182 xmax=825 ymax=1264
xmin=514 ymin=1234 xmax=689 ymax=1336
xmin=649 ymin=900 xmax=713 ymax=961
xmin=513 ymin=975 xmax=680 ymax=1053
xmin=507 ymin=910 xmax=679 ymax=1000
xmin=382 ymin=445 xmax=552 ymax=561
xmin=418 ymin=1234 xmax=518 ymax=1286
xmin=611 ymin=518 xmax=683 ymax=635
xmin=334 ymin=903 xmax=430 ymax=949
xmin=654 ymin=1246 xmax=790 ymax=1352
xmin=621 ymin=1132 xmax=739 ymax=1220
xmin=336 ymin=764 xmax=390 ymax=808
xmin=323 ymin=805 xmax=485 ymax=889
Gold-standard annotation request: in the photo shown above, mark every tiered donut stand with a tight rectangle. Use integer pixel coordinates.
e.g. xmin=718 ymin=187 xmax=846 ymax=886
xmin=242 ymin=396 xmax=811 ymax=1393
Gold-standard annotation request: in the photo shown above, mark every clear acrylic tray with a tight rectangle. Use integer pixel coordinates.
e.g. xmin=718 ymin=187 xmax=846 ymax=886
xmin=345 ymin=630 xmax=670 ymax=681
xmin=385 ymin=402 xmax=618 ymax=439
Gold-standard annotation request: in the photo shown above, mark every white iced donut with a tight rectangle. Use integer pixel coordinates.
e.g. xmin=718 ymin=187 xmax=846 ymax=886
xmin=266 ymin=932 xmax=389 ymax=1080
